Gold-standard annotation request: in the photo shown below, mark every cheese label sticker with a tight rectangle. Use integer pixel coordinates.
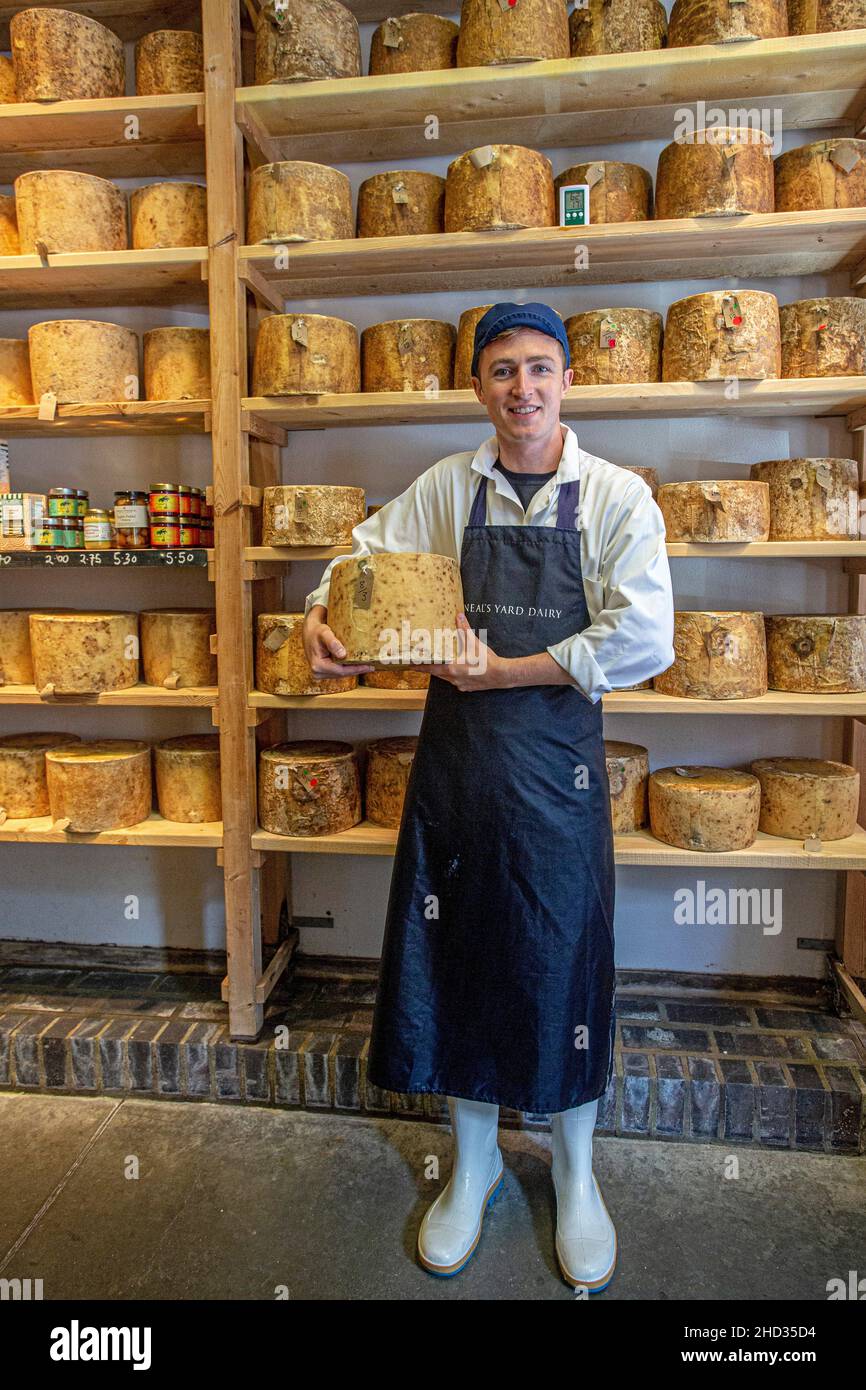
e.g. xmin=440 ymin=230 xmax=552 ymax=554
xmin=355 ymin=562 xmax=374 ymax=609
xmin=499 ymin=0 xmax=519 ymax=9
xmin=38 ymin=391 xmax=58 ymax=421
xmin=674 ymin=766 xmax=701 ymax=777
xmin=470 ymin=146 xmax=496 ymax=169
xmin=830 ymin=142 xmax=861 ymax=174
xmin=382 ymin=17 xmax=402 ymax=45
xmin=599 ymin=316 xmax=617 ymax=349
xmin=585 ymin=163 xmax=604 ymax=188
xmin=291 ymin=318 xmax=309 ymax=346
xmin=263 ymin=623 xmax=292 ymax=652
xmin=292 ymin=766 xmax=320 ymax=799
xmin=391 ymin=181 xmax=410 ymax=204
xmin=721 ymin=295 xmax=742 ymax=328
xmin=294 ymin=491 xmax=309 ymax=517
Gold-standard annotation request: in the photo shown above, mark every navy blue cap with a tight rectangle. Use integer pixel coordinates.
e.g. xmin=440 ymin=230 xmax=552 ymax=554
xmin=471 ymin=301 xmax=570 ymax=379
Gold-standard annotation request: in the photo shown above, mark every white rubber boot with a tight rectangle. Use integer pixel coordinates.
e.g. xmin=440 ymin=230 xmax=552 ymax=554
xmin=417 ymin=1095 xmax=504 ymax=1276
xmin=550 ymin=1099 xmax=617 ymax=1291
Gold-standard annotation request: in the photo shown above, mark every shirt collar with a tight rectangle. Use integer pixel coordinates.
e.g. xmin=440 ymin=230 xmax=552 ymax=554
xmin=470 ymin=424 xmax=582 ymax=487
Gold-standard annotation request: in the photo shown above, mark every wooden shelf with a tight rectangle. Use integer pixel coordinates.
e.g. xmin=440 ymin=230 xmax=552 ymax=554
xmin=239 ymin=209 xmax=866 ymax=303
xmin=244 ymin=378 xmax=866 ymax=432
xmin=249 ymin=687 xmax=866 ymax=715
xmin=0 ymin=93 xmax=204 ymax=182
xmin=0 ymin=683 xmax=217 ymax=706
xmin=0 ymin=1 xmax=202 ymax=46
xmin=235 ymin=32 xmax=866 ymax=165
xmin=245 ymin=545 xmax=351 ymax=562
xmin=0 ymin=248 xmax=208 ymax=309
xmin=0 ymin=400 xmax=210 ymax=435
xmin=0 ymin=812 xmax=222 ymax=848
xmin=252 ymin=818 xmax=866 ymax=867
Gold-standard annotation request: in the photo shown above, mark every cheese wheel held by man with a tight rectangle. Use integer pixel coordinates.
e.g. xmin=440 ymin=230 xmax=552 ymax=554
xmin=328 ymin=552 xmax=465 ymax=668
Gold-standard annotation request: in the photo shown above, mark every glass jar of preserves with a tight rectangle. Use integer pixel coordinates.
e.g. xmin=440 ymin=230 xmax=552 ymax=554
xmin=177 ymin=484 xmax=194 ymax=516
xmin=34 ymin=517 xmax=66 ymax=549
xmin=151 ymin=512 xmax=181 ymax=548
xmin=73 ymin=489 xmax=89 ymax=516
xmin=84 ymin=508 xmax=112 ymax=550
xmin=57 ymin=516 xmax=84 ymax=549
xmin=114 ymin=490 xmax=149 ymax=549
xmin=48 ymin=487 xmax=81 ymax=517
xmin=189 ymin=487 xmax=203 ymax=518
xmin=149 ymin=483 xmax=179 ymax=515
xmin=179 ymin=518 xmax=199 ymax=546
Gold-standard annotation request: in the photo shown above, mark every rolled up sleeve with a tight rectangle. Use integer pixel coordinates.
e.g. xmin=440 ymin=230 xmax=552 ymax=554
xmin=546 ymin=482 xmax=675 ymax=703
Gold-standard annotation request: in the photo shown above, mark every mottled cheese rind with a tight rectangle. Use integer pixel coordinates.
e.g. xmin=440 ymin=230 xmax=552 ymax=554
xmin=749 ymin=458 xmax=859 ymax=539
xmin=445 ymin=146 xmax=556 ymax=232
xmin=774 ymin=138 xmax=866 ymax=212
xmin=0 ymin=609 xmax=34 ymax=684
xmin=262 ymin=485 xmax=365 ymax=547
xmin=29 ymin=611 xmax=139 ymax=694
xmin=0 ymin=54 xmax=15 ymax=102
xmin=0 ymin=194 xmax=19 ymax=254
xmin=140 ymin=609 xmax=216 ymax=688
xmin=787 ymin=0 xmax=866 ymax=31
xmin=45 ymin=739 xmax=151 ymax=832
xmin=649 ymin=764 xmax=761 ymax=850
xmin=621 ymin=465 xmax=659 ymax=498
xmin=454 ymin=304 xmax=495 ymax=388
xmin=751 ymin=756 xmax=859 ymax=839
xmin=779 ymin=297 xmax=866 ymax=378
xmin=255 ymin=613 xmax=357 ymax=695
xmin=655 ymin=127 xmax=774 ymax=219
xmin=555 ymin=161 xmax=652 ymax=222
xmin=0 ymin=339 xmax=33 ymax=406
xmin=155 ymin=734 xmax=221 ymax=823
xmin=765 ymin=614 xmax=866 ymax=692
xmin=329 ymin=552 xmax=464 ymax=667
xmin=0 ymin=731 xmax=81 ymax=817
xmin=28 ymin=319 xmax=139 ymax=404
xmin=134 ymin=30 xmax=203 ymax=95
xmin=357 ymin=170 xmax=445 ymax=239
xmin=254 ymin=0 xmax=362 ymax=83
xmin=604 ymin=738 xmax=649 ymax=831
xmin=258 ymin=739 xmax=362 ymax=836
xmin=130 ymin=183 xmax=207 ymax=249
xmin=361 ymin=319 xmax=456 ymax=392
xmin=667 ymin=0 xmax=787 ymax=45
xmin=143 ymin=327 xmax=210 ymax=401
xmin=369 ymin=14 xmax=458 ymax=73
xmin=657 ymin=480 xmax=770 ymax=542
xmin=663 ymin=290 xmax=781 ymax=382
xmin=457 ymin=0 xmax=570 ymax=64
xmin=252 ymin=313 xmax=360 ymax=395
xmin=361 ymin=667 xmax=431 ymax=689
xmin=654 ymin=610 xmax=768 ymax=699
xmin=567 ymin=307 xmax=663 ymax=384
xmin=569 ymin=0 xmax=667 ymax=54
xmin=14 ymin=170 xmax=127 ymax=254
xmin=247 ymin=161 xmax=353 ymax=244
xmin=11 ymin=8 xmax=125 ymax=100
xmin=365 ymin=735 xmax=418 ymax=827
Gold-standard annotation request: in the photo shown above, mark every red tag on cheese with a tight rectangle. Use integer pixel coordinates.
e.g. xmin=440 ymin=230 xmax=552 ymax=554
xmin=732 ymin=315 xmax=742 ymax=325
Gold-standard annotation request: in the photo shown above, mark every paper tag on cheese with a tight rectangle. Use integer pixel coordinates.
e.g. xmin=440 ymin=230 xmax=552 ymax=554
xmin=291 ymin=318 xmax=309 ymax=347
xmin=382 ymin=17 xmax=402 ymax=45
xmin=397 ymin=752 xmax=415 ymax=766
xmin=34 ymin=237 xmax=50 ymax=265
xmin=721 ymin=295 xmax=742 ymax=328
xmin=608 ymin=763 xmax=625 ymax=795
xmin=294 ymin=491 xmax=310 ymax=517
xmin=470 ymin=145 xmax=496 ymax=169
xmin=814 ymin=462 xmax=833 ymax=490
xmin=263 ymin=623 xmax=292 ymax=652
xmin=700 ymin=481 xmax=724 ymax=506
xmin=292 ymin=766 xmax=320 ymax=800
xmin=585 ymin=163 xmax=604 ymax=189
xmin=598 ymin=315 xmax=617 ymax=349
xmin=38 ymin=391 xmax=58 ymax=421
xmin=355 ymin=561 xmax=374 ymax=609
xmin=830 ymin=140 xmax=862 ymax=174
xmin=498 ymin=0 xmax=519 ymax=9
xmin=391 ymin=180 xmax=410 ymax=205
xmin=674 ymin=766 xmax=701 ymax=777
xmin=803 ymin=834 xmax=823 ymax=854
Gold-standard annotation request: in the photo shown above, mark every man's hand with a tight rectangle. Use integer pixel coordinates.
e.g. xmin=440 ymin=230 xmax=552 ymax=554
xmin=303 ymin=605 xmax=376 ymax=679
xmin=426 ymin=613 xmax=509 ymax=691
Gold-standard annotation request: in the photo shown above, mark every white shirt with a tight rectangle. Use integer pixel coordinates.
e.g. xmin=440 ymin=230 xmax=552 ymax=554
xmin=305 ymin=424 xmax=676 ymax=704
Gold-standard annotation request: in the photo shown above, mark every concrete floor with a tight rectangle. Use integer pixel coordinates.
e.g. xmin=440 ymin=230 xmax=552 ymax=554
xmin=0 ymin=1090 xmax=863 ymax=1301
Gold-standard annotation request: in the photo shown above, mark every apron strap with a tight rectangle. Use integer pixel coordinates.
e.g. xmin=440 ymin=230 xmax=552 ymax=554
xmin=467 ymin=473 xmax=581 ymax=530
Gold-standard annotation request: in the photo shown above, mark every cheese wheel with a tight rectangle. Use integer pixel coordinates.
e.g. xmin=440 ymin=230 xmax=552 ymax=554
xmin=751 ymin=756 xmax=859 ymax=839
xmin=262 ymin=484 xmax=365 ymax=546
xmin=445 ymin=146 xmax=555 ymax=232
xmin=369 ymin=14 xmax=459 ymax=73
xmin=0 ymin=731 xmax=81 ymax=818
xmin=780 ymin=297 xmax=866 ymax=378
xmin=362 ymin=667 xmax=431 ymax=689
xmin=254 ymin=0 xmax=362 ymax=82
xmin=135 ymin=30 xmax=203 ymax=95
xmin=140 ymin=608 xmax=216 ymax=689
xmin=657 ymin=480 xmax=770 ymax=542
xmin=621 ymin=465 xmax=659 ymax=498
xmin=655 ymin=128 xmax=774 ymax=219
xmin=566 ymin=308 xmax=662 ymax=384
xmin=357 ymin=170 xmax=445 ymax=239
xmin=662 ymin=290 xmax=781 ymax=382
xmin=0 ymin=609 xmax=34 ymax=684
xmin=457 ymin=0 xmax=570 ymax=64
xmin=667 ymin=0 xmax=788 ymax=44
xmin=258 ymin=740 xmax=361 ymax=836
xmin=554 ymin=161 xmax=652 ymax=222
xmin=256 ymin=613 xmax=358 ymax=696
xmin=649 ymin=765 xmax=761 ymax=851
xmin=46 ymin=740 xmax=151 ymax=833
xmin=765 ymin=614 xmax=866 ymax=692
xmin=129 ymin=183 xmax=207 ymax=249
xmin=774 ymin=139 xmax=866 ymax=212
xmin=0 ymin=194 xmax=19 ymax=254
xmin=454 ymin=304 xmax=495 ymax=388
xmin=365 ymin=736 xmax=418 ymax=827
xmin=361 ymin=319 xmax=455 ymax=392
xmin=0 ymin=339 xmax=34 ymax=405
xmin=605 ymin=739 xmax=649 ymax=831
xmin=654 ymin=610 xmax=768 ymax=699
xmin=28 ymin=320 xmax=139 ymax=404
xmin=155 ymin=734 xmax=221 ymax=823
xmin=0 ymin=54 xmax=15 ymax=102
xmin=143 ymin=327 xmax=210 ymax=401
xmin=749 ymin=458 xmax=859 ymax=539
xmin=11 ymin=8 xmax=125 ymax=101
xmin=252 ymin=313 xmax=360 ymax=395
xmin=247 ymin=162 xmax=353 ymax=244
xmin=29 ymin=611 xmax=139 ymax=694
xmin=787 ymin=0 xmax=866 ymax=30
xmin=14 ymin=171 xmax=127 ymax=255
xmin=569 ymin=0 xmax=667 ymax=53
xmin=329 ymin=552 xmax=465 ymax=667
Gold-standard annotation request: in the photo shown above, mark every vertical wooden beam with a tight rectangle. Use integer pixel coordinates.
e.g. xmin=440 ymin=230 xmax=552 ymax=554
xmin=203 ymin=0 xmax=263 ymax=1039
xmin=838 ymin=426 xmax=866 ymax=978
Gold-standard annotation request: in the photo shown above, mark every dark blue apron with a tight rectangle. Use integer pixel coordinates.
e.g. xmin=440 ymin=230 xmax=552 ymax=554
xmin=366 ymin=467 xmax=616 ymax=1114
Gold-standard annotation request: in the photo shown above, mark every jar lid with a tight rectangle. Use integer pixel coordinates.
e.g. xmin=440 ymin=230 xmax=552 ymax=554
xmin=178 ymin=484 xmax=193 ymax=494
xmin=150 ymin=483 xmax=179 ymax=491
xmin=85 ymin=508 xmax=110 ymax=518
xmin=114 ymin=490 xmax=149 ymax=500
xmin=48 ymin=487 xmax=76 ymax=496
xmin=73 ymin=489 xmax=89 ymax=498
xmin=153 ymin=512 xmax=181 ymax=521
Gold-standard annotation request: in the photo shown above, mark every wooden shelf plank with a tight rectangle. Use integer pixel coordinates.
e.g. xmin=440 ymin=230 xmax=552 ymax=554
xmin=244 ymin=540 xmax=866 ymax=563
xmin=248 ymin=687 xmax=866 ymax=715
xmin=0 ymin=400 xmax=210 ymax=435
xmin=251 ymin=819 xmax=866 ymax=867
xmin=239 ymin=209 xmax=866 ymax=300
xmin=235 ymin=32 xmax=866 ymax=163
xmin=0 ymin=248 xmax=208 ymax=309
xmin=244 ymin=378 xmax=866 ymax=431
xmin=0 ymin=93 xmax=204 ymax=181
xmin=0 ymin=683 xmax=217 ymax=706
xmin=0 ymin=1 xmax=202 ymax=46
xmin=245 ymin=544 xmax=352 ymax=562
xmin=0 ymin=812 xmax=222 ymax=848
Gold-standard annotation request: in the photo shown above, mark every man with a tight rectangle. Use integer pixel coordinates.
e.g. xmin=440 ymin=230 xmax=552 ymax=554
xmin=303 ymin=302 xmax=674 ymax=1290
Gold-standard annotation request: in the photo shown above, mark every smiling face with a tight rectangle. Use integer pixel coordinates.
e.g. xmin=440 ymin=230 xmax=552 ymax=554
xmin=471 ymin=327 xmax=573 ymax=448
